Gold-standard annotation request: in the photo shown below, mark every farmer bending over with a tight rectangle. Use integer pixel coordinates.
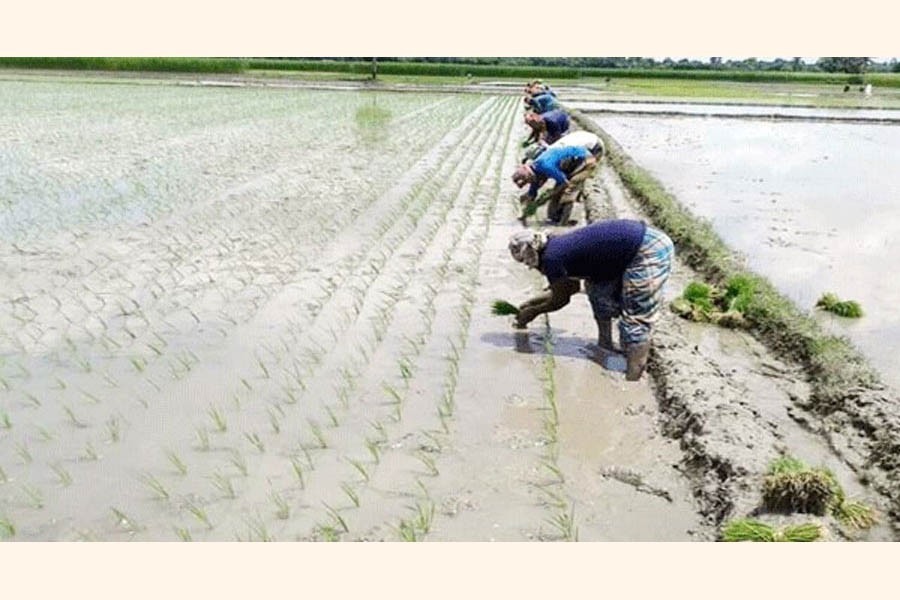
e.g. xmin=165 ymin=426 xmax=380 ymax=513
xmin=524 ymin=109 xmax=569 ymax=147
xmin=507 ymin=220 xmax=674 ymax=381
xmin=524 ymin=92 xmax=561 ymax=114
xmin=512 ymin=143 xmax=596 ymax=226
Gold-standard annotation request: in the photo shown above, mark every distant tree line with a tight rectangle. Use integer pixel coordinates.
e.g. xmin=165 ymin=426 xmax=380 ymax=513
xmin=282 ymin=57 xmax=900 ymax=73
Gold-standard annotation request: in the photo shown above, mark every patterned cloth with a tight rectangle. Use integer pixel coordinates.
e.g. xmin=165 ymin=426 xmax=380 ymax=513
xmin=508 ymin=230 xmax=549 ymax=268
xmin=585 ymin=225 xmax=674 ymax=345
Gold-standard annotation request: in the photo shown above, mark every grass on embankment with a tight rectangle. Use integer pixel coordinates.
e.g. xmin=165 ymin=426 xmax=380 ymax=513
xmin=567 ymin=109 xmax=882 ymax=411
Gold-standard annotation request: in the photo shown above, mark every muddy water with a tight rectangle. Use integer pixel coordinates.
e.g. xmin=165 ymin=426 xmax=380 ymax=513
xmin=571 ymin=101 xmax=900 ymax=122
xmin=593 ymin=114 xmax=900 ymax=391
xmin=0 ymin=78 xmax=711 ymax=541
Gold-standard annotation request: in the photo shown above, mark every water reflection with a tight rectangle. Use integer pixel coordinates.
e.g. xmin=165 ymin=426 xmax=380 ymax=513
xmin=481 ymin=330 xmax=627 ymax=372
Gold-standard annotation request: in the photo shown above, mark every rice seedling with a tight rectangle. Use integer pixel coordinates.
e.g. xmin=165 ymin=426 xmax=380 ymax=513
xmin=816 ymin=293 xmax=864 ymax=318
xmin=396 ymin=518 xmax=418 ymax=542
xmin=369 ymin=420 xmax=388 ymax=444
xmin=0 ymin=467 xmax=7 ymax=483
xmin=130 ymin=357 xmax=146 ymax=373
xmin=271 ymin=491 xmax=291 ymax=520
xmin=491 ymin=299 xmax=520 ymax=316
xmin=210 ymin=472 xmax=237 ymax=499
xmin=364 ymin=438 xmax=382 ymax=464
xmin=267 ymin=408 xmax=282 ymax=434
xmin=540 ymin=460 xmax=565 ymax=484
xmin=24 ymin=392 xmax=41 ymax=408
xmin=185 ymin=500 xmax=213 ymax=530
xmin=317 ymin=525 xmax=341 ymax=542
xmin=421 ymin=430 xmax=444 ymax=453
xmin=110 ymin=506 xmax=142 ymax=534
xmin=545 ymin=504 xmax=578 ymax=542
xmin=240 ymin=378 xmax=252 ymax=391
xmin=228 ymin=449 xmax=249 ymax=477
xmin=51 ymin=463 xmax=73 ymax=487
xmin=347 ymin=458 xmax=370 ymax=483
xmin=341 ymin=482 xmax=361 ymax=507
xmin=37 ymin=426 xmax=55 ymax=441
xmin=106 ymin=417 xmax=121 ymax=443
xmin=166 ymin=450 xmax=188 ymax=475
xmin=323 ymin=502 xmax=349 ymax=534
xmin=1 ymin=410 xmax=11 ymax=429
xmin=762 ymin=457 xmax=834 ymax=515
xmin=194 ymin=427 xmax=211 ymax=451
xmin=414 ymin=451 xmax=439 ymax=477
xmin=721 ymin=519 xmax=822 ymax=542
xmin=207 ymin=405 xmax=227 ymax=433
xmin=20 ymin=484 xmax=43 ymax=509
xmin=833 ymin=499 xmax=878 ymax=529
xmin=411 ymin=500 xmax=435 ymax=534
xmin=307 ymin=420 xmax=328 ymax=449
xmin=244 ymin=514 xmax=274 ymax=542
xmin=140 ymin=473 xmax=170 ymax=500
xmin=173 ymin=526 xmax=192 ymax=541
xmin=324 ymin=405 xmax=340 ymax=428
xmin=0 ymin=518 xmax=14 ymax=539
xmin=244 ymin=432 xmax=265 ymax=453
xmin=63 ymin=405 xmax=87 ymax=428
xmin=257 ymin=358 xmax=270 ymax=379
xmin=15 ymin=441 xmax=32 ymax=464
xmin=82 ymin=441 xmax=99 ymax=461
xmin=723 ymin=275 xmax=755 ymax=313
xmin=290 ymin=455 xmax=306 ymax=489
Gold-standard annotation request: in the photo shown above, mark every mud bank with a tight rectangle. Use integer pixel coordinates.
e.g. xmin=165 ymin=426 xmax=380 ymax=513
xmin=571 ymin=109 xmax=900 ymax=534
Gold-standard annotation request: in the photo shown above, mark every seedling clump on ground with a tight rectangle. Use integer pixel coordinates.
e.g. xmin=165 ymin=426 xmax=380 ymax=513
xmin=816 ymin=293 xmax=864 ymax=318
xmin=670 ymin=276 xmax=755 ymax=328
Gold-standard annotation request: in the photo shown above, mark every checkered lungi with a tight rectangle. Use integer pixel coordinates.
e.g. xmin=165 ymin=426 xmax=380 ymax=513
xmin=585 ymin=225 xmax=674 ymax=345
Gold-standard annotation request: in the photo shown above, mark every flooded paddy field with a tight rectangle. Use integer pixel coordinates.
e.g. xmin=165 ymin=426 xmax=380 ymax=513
xmin=1 ymin=77 xmax=895 ymax=542
xmin=0 ymin=79 xmax=713 ymax=541
xmin=589 ymin=112 xmax=900 ymax=391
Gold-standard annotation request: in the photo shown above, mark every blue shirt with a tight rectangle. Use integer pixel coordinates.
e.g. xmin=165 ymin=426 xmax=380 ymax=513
xmin=540 ymin=220 xmax=647 ymax=283
xmin=542 ymin=110 xmax=569 ymax=144
xmin=528 ymin=145 xmax=589 ymax=198
xmin=530 ymin=93 xmax=560 ymax=113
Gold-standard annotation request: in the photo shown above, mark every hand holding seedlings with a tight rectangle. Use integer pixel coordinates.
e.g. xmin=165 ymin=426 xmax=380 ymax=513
xmin=506 ymin=221 xmax=674 ymax=381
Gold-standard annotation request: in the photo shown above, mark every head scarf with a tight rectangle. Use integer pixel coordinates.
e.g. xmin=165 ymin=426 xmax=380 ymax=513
xmin=511 ymin=164 xmax=532 ymax=187
xmin=508 ymin=229 xmax=548 ymax=268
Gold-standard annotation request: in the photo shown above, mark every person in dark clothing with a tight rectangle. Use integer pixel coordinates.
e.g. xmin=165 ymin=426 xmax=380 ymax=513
xmin=507 ymin=220 xmax=675 ymax=381
xmin=524 ymin=109 xmax=569 ymax=146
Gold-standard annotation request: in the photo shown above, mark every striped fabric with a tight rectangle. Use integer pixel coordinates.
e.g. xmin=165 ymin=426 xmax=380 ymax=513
xmin=620 ymin=226 xmax=675 ymax=344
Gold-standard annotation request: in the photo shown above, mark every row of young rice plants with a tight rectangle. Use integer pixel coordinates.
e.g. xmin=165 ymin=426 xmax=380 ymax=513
xmin=103 ymin=97 xmax=513 ymax=541
xmin=0 ymin=88 xmax=484 ymax=539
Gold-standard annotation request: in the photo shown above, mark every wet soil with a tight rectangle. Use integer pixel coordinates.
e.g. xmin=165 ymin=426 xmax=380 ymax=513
xmin=1 ymin=77 xmax=896 ymax=540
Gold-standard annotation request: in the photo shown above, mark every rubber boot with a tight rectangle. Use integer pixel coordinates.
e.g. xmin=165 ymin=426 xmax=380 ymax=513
xmin=625 ymin=341 xmax=651 ymax=381
xmin=596 ymin=318 xmax=615 ymax=351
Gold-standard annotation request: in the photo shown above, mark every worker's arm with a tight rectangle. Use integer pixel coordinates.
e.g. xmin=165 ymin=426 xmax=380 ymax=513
xmin=514 ymin=278 xmax=580 ymax=328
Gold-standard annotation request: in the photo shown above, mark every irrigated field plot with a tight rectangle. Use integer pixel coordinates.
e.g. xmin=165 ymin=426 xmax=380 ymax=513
xmin=2 ymin=81 xmax=710 ymax=541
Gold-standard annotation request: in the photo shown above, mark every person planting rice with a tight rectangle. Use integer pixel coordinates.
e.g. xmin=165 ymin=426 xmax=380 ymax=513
xmin=506 ymin=220 xmax=675 ymax=381
xmin=512 ymin=141 xmax=597 ymax=226
xmin=524 ymin=91 xmax=560 ymax=114
xmin=524 ymin=109 xmax=570 ymax=147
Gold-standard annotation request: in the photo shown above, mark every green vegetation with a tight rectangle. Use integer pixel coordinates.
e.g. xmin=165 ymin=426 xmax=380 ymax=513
xmin=670 ymin=276 xmax=755 ymax=328
xmin=721 ymin=519 xmax=822 ymax=542
xmin=761 ymin=456 xmax=876 ymax=528
xmin=569 ymin=110 xmax=882 ymax=413
xmin=816 ymin=293 xmax=864 ymax=318
xmin=491 ymin=299 xmax=520 ymax=316
xmin=0 ymin=57 xmax=244 ymax=73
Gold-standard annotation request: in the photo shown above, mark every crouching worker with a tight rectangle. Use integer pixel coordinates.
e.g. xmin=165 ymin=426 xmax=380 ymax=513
xmin=507 ymin=220 xmax=674 ymax=381
xmin=512 ymin=143 xmax=597 ymax=226
xmin=523 ymin=109 xmax=569 ymax=147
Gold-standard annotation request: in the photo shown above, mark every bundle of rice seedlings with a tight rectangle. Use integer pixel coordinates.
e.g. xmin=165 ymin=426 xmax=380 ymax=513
xmin=762 ymin=457 xmax=834 ymax=515
xmin=721 ymin=519 xmax=822 ymax=542
xmin=711 ymin=310 xmax=746 ymax=329
xmin=833 ymin=499 xmax=878 ymax=529
xmin=723 ymin=275 xmax=755 ymax=313
xmin=721 ymin=519 xmax=776 ymax=542
xmin=775 ymin=523 xmax=823 ymax=542
xmin=816 ymin=293 xmax=864 ymax=318
xmin=683 ymin=282 xmax=715 ymax=314
xmin=491 ymin=300 xmax=520 ymax=316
